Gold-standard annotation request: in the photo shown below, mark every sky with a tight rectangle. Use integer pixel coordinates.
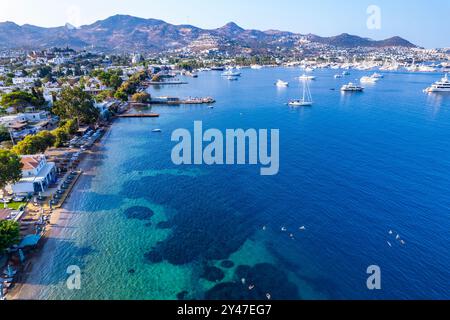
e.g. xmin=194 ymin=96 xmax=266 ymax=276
xmin=0 ymin=0 xmax=448 ymax=48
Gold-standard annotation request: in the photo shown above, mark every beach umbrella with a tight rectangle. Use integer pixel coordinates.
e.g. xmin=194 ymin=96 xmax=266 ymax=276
xmin=18 ymin=249 xmax=25 ymax=264
xmin=6 ymin=265 xmax=16 ymax=278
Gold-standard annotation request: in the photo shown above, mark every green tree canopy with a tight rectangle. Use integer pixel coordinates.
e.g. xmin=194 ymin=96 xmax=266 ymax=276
xmin=131 ymin=92 xmax=151 ymax=104
xmin=12 ymin=130 xmax=55 ymax=155
xmin=0 ymin=124 xmax=10 ymax=143
xmin=52 ymin=87 xmax=99 ymax=126
xmin=0 ymin=220 xmax=20 ymax=253
xmin=0 ymin=91 xmax=42 ymax=113
xmin=0 ymin=149 xmax=22 ymax=190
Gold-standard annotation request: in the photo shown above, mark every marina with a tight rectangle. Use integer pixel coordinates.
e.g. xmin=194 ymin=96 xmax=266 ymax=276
xmin=3 ymin=67 xmax=450 ymax=301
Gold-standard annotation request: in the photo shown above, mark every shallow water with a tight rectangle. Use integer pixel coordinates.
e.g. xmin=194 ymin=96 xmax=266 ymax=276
xmin=28 ymin=68 xmax=450 ymax=300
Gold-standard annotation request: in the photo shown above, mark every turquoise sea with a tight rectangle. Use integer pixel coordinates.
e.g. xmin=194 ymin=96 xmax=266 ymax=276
xmin=27 ymin=68 xmax=450 ymax=300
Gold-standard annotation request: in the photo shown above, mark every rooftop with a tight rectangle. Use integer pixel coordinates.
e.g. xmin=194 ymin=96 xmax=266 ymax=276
xmin=20 ymin=155 xmax=44 ymax=171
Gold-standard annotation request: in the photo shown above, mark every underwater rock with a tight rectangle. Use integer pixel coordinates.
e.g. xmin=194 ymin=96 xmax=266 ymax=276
xmin=124 ymin=206 xmax=154 ymax=221
xmin=201 ymin=266 xmax=225 ymax=282
xmin=157 ymin=221 xmax=173 ymax=229
xmin=144 ymin=249 xmax=164 ymax=263
xmin=220 ymin=260 xmax=235 ymax=269
xmin=206 ymin=263 xmax=299 ymax=300
xmin=177 ymin=291 xmax=189 ymax=300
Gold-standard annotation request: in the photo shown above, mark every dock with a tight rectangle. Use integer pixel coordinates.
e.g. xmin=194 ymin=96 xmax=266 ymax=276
xmin=117 ymin=113 xmax=160 ymax=118
xmin=145 ymin=81 xmax=188 ymax=85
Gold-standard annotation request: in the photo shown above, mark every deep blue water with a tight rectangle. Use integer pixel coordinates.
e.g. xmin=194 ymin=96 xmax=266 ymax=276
xmin=30 ymin=68 xmax=450 ymax=300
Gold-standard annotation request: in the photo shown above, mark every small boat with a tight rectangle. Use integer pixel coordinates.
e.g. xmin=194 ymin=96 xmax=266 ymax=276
xmin=360 ymin=76 xmax=379 ymax=84
xmin=299 ymin=74 xmax=316 ymax=81
xmin=341 ymin=83 xmax=364 ymax=92
xmin=152 ymin=129 xmax=162 ymax=133
xmin=250 ymin=65 xmax=263 ymax=69
xmin=276 ymin=80 xmax=289 ymax=87
xmin=342 ymin=71 xmax=350 ymax=76
xmin=371 ymin=73 xmax=384 ymax=79
xmin=334 ymin=74 xmax=343 ymax=79
xmin=227 ymin=75 xmax=238 ymax=81
xmin=289 ymin=78 xmax=313 ymax=106
xmin=222 ymin=70 xmax=241 ymax=77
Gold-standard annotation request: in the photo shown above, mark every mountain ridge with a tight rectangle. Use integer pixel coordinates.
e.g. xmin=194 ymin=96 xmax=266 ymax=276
xmin=0 ymin=14 xmax=417 ymax=52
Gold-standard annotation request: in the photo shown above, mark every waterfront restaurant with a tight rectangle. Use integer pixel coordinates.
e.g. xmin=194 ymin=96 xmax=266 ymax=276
xmin=10 ymin=155 xmax=57 ymax=195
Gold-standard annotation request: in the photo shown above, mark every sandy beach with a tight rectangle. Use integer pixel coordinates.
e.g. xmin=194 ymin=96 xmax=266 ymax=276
xmin=7 ymin=143 xmax=103 ymax=300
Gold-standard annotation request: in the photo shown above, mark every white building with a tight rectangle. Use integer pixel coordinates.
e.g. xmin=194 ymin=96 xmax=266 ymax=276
xmin=10 ymin=155 xmax=57 ymax=195
xmin=0 ymin=111 xmax=50 ymax=127
xmin=12 ymin=77 xmax=38 ymax=85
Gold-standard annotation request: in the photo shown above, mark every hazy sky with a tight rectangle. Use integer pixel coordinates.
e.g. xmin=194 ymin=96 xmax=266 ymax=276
xmin=0 ymin=0 xmax=448 ymax=48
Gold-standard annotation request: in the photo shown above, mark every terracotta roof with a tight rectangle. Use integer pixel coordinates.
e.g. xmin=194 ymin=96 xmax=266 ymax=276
xmin=21 ymin=156 xmax=42 ymax=171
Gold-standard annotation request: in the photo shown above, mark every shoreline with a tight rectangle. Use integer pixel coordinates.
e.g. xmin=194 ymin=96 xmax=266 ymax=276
xmin=6 ymin=125 xmax=112 ymax=300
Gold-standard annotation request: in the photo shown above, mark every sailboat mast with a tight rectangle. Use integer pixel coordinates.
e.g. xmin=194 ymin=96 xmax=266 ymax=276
xmin=302 ymin=79 xmax=306 ymax=101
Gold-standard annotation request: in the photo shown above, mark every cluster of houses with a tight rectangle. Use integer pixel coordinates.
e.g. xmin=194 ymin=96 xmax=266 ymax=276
xmin=0 ymin=111 xmax=58 ymax=141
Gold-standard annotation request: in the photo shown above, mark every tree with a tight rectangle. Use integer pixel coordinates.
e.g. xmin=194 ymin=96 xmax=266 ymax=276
xmin=51 ymin=119 xmax=78 ymax=147
xmin=12 ymin=131 xmax=55 ymax=155
xmin=0 ymin=91 xmax=40 ymax=113
xmin=31 ymin=87 xmax=46 ymax=107
xmin=52 ymin=87 xmax=99 ymax=126
xmin=0 ymin=124 xmax=10 ymax=143
xmin=131 ymin=92 xmax=151 ymax=104
xmin=0 ymin=150 xmax=22 ymax=194
xmin=37 ymin=66 xmax=52 ymax=78
xmin=0 ymin=220 xmax=20 ymax=253
xmin=114 ymin=89 xmax=128 ymax=102
xmin=53 ymin=128 xmax=68 ymax=148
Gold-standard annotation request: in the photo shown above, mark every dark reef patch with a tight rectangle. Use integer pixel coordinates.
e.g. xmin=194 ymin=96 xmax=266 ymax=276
xmin=124 ymin=206 xmax=154 ymax=221
xmin=123 ymin=173 xmax=261 ymax=266
xmin=156 ymin=221 xmax=173 ymax=229
xmin=144 ymin=248 xmax=164 ymax=263
xmin=220 ymin=260 xmax=235 ymax=269
xmin=177 ymin=291 xmax=189 ymax=300
xmin=205 ymin=263 xmax=299 ymax=300
xmin=201 ymin=266 xmax=225 ymax=282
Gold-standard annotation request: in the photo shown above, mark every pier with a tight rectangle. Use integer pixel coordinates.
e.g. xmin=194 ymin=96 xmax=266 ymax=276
xmin=117 ymin=113 xmax=160 ymax=118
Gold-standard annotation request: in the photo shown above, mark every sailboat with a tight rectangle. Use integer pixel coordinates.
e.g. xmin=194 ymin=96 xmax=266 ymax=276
xmin=289 ymin=79 xmax=313 ymax=106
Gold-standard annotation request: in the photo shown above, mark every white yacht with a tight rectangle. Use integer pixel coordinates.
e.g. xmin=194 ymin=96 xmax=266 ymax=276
xmin=227 ymin=75 xmax=239 ymax=81
xmin=424 ymin=74 xmax=450 ymax=93
xmin=341 ymin=83 xmax=364 ymax=92
xmin=276 ymin=80 xmax=289 ymax=87
xmin=371 ymin=73 xmax=384 ymax=79
xmin=222 ymin=69 xmax=241 ymax=77
xmin=334 ymin=74 xmax=343 ymax=79
xmin=289 ymin=79 xmax=313 ymax=106
xmin=299 ymin=74 xmax=316 ymax=81
xmin=360 ymin=76 xmax=379 ymax=84
xmin=250 ymin=65 xmax=263 ymax=69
